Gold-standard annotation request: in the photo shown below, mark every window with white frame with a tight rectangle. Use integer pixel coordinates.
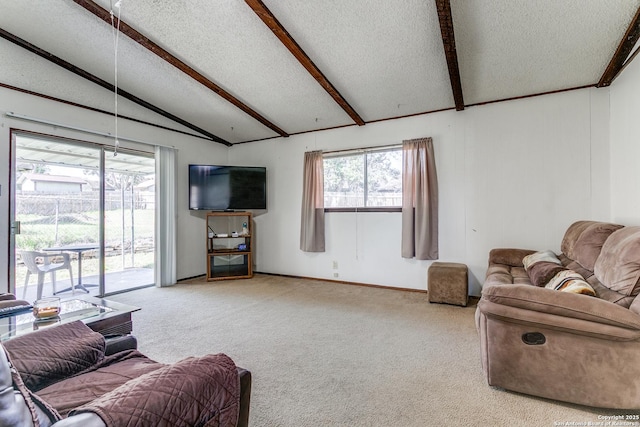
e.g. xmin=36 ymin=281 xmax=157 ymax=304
xmin=323 ymin=146 xmax=402 ymax=211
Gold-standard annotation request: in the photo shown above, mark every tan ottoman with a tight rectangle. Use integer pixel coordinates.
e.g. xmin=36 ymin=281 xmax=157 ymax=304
xmin=428 ymin=262 xmax=468 ymax=306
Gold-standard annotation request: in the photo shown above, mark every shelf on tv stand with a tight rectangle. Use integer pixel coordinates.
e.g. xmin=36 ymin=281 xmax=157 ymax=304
xmin=210 ymin=264 xmax=251 ymax=278
xmin=206 ymin=212 xmax=253 ymax=281
xmin=209 ymin=249 xmax=251 ymax=254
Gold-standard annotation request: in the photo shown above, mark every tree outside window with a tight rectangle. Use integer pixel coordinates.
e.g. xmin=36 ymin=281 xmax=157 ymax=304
xmin=323 ymin=147 xmax=402 ymax=210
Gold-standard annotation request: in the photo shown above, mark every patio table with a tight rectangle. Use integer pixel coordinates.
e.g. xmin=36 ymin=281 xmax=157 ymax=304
xmin=41 ymin=244 xmax=100 ymax=294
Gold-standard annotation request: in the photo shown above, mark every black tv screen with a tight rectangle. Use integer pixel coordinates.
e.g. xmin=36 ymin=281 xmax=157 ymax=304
xmin=189 ymin=165 xmax=266 ymax=210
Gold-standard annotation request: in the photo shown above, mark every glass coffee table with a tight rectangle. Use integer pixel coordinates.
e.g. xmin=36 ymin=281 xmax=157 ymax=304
xmin=0 ymin=297 xmax=140 ymax=341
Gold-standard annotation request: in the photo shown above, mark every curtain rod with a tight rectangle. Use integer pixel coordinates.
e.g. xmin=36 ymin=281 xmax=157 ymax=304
xmin=4 ymin=111 xmax=176 ymax=149
xmin=322 ymin=142 xmax=401 ymax=155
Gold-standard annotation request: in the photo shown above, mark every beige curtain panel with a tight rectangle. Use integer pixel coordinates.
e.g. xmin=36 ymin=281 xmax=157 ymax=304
xmin=401 ymin=137 xmax=439 ymax=260
xmin=300 ymin=150 xmax=326 ymax=252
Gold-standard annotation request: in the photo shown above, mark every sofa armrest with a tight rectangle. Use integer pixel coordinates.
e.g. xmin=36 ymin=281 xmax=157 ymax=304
xmin=237 ymin=368 xmax=251 ymax=427
xmin=479 ymin=284 xmax=640 ymax=340
xmin=488 ymin=248 xmax=536 ymax=267
xmin=104 ymin=335 xmax=137 ymax=356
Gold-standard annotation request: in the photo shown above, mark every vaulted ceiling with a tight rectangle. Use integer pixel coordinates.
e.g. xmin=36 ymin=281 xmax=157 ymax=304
xmin=1 ymin=1 xmax=639 ymax=146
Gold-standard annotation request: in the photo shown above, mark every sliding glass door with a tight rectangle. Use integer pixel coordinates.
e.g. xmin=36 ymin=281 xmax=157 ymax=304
xmin=13 ymin=135 xmax=102 ymax=301
xmin=11 ymin=132 xmax=155 ymax=300
xmin=103 ymin=150 xmax=155 ymax=293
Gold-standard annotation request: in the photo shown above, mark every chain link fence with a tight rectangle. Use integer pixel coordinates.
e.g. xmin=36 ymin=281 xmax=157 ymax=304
xmin=15 ymin=191 xmax=155 ymax=287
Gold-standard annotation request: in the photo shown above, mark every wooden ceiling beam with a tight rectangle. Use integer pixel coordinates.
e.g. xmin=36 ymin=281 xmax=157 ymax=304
xmin=0 ymin=82 xmax=215 ymax=141
xmin=435 ymin=0 xmax=465 ymax=111
xmin=0 ymin=28 xmax=231 ymax=146
xmin=245 ymin=0 xmax=366 ymax=126
xmin=72 ymin=0 xmax=288 ymax=138
xmin=598 ymin=6 xmax=640 ymax=87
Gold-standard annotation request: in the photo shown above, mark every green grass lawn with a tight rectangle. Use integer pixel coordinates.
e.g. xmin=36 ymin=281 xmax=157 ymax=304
xmin=16 ymin=209 xmax=154 ymax=251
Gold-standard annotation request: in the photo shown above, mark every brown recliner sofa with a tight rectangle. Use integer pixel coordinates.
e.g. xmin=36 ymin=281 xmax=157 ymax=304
xmin=476 ymin=220 xmax=640 ymax=409
xmin=0 ymin=320 xmax=251 ymax=426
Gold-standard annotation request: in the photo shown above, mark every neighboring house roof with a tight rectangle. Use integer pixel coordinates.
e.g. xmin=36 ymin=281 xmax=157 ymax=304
xmin=19 ymin=173 xmax=88 ymax=185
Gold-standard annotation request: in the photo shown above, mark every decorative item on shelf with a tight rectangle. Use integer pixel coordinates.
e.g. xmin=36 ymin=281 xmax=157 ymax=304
xmin=238 ymin=243 xmax=247 ymax=251
xmin=231 ymin=231 xmax=239 ymax=237
xmin=242 ymin=222 xmax=249 ymax=236
xmin=208 ymin=226 xmax=215 ymax=252
xmin=33 ymin=297 xmax=61 ymax=320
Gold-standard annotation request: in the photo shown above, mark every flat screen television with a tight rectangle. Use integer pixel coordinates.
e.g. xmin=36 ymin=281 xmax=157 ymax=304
xmin=189 ymin=165 xmax=267 ymax=210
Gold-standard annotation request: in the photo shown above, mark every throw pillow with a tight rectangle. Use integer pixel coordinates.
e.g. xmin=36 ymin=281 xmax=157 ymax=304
xmin=545 ymin=270 xmax=596 ymax=296
xmin=522 ymin=250 xmax=561 ymax=271
xmin=526 ymin=261 xmax=567 ymax=287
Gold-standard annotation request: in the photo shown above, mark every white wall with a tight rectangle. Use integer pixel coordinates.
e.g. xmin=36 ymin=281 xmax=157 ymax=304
xmin=231 ymin=87 xmax=610 ymax=295
xmin=610 ymin=54 xmax=640 ymax=225
xmin=0 ymin=86 xmax=229 ymax=292
xmin=0 ymin=85 xmax=614 ymax=296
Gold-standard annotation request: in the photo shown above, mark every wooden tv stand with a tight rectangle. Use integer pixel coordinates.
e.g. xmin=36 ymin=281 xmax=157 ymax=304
xmin=206 ymin=211 xmax=253 ymax=281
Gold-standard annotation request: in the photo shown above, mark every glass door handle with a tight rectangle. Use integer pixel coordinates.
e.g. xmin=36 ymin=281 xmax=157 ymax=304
xmin=10 ymin=221 xmax=20 ymax=235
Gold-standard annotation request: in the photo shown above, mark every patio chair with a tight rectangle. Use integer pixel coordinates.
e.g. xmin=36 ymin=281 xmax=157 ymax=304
xmin=21 ymin=251 xmax=74 ymax=300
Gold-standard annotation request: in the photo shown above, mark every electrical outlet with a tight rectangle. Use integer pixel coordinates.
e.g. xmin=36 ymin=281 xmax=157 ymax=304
xmin=332 ymin=261 xmax=338 ymax=269
xmin=333 ymin=272 xmax=339 ymax=278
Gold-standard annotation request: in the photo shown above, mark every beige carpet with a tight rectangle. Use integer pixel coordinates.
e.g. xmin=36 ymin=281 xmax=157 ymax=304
xmin=107 ymin=274 xmax=631 ymax=426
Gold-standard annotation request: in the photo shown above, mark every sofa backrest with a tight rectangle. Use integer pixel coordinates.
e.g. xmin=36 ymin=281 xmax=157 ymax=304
xmin=560 ymin=221 xmax=636 ymax=306
xmin=561 ymin=221 xmax=624 ymax=272
xmin=3 ymin=321 xmax=105 ymax=392
xmin=561 ymin=221 xmax=597 ymax=261
xmin=594 ymin=226 xmax=640 ymax=298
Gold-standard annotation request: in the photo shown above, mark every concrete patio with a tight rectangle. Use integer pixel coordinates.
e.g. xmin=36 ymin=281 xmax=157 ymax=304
xmin=16 ymin=267 xmax=155 ymax=302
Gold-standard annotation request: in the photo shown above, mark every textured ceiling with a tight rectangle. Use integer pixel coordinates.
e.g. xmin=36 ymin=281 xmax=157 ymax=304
xmin=451 ymin=0 xmax=640 ymax=104
xmin=261 ymin=0 xmax=454 ymax=121
xmin=1 ymin=0 xmax=639 ymax=145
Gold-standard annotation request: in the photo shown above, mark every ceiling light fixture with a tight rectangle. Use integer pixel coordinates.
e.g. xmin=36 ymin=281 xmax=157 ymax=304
xmin=110 ymin=0 xmax=123 ymax=156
